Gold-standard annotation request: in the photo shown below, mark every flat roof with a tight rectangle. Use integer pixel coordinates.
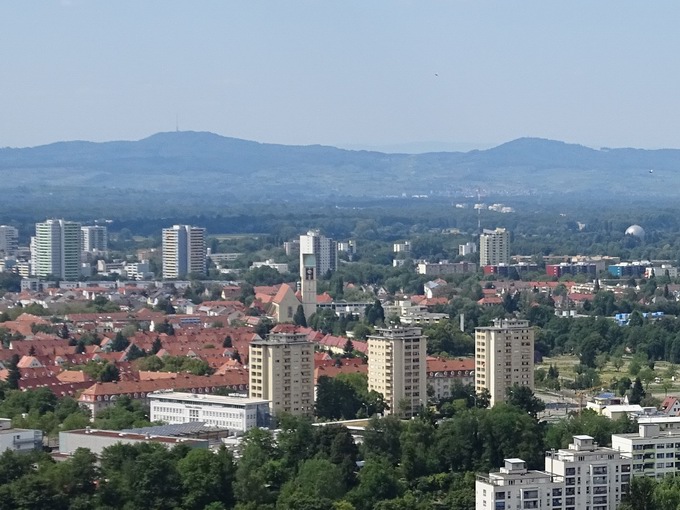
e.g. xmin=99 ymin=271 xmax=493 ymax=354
xmin=0 ymin=428 xmax=40 ymax=436
xmin=63 ymin=429 xmax=206 ymax=445
xmin=149 ymin=391 xmax=269 ymax=406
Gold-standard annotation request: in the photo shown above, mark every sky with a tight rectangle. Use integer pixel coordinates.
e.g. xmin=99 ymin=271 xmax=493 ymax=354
xmin=2 ymin=1 xmax=680 ymax=151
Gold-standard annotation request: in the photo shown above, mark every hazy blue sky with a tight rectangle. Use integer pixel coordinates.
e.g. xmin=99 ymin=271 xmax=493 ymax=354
xmin=2 ymin=1 xmax=679 ymax=150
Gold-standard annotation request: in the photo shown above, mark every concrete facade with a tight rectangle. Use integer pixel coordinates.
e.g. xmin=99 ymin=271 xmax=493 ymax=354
xmin=367 ymin=326 xmax=427 ymax=418
xmin=475 ymin=318 xmax=534 ymax=406
xmin=34 ymin=219 xmax=82 ymax=280
xmin=249 ymin=332 xmax=314 ymax=417
xmin=162 ymin=225 xmax=206 ymax=279
xmin=479 ymin=228 xmax=509 ymax=266
xmin=149 ymin=391 xmax=270 ymax=432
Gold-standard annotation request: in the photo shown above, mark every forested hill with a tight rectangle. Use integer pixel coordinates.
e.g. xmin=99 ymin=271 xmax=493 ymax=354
xmin=1 ymin=132 xmax=679 ymax=206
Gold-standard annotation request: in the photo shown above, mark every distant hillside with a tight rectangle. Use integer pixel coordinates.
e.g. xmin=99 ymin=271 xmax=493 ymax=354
xmin=1 ymin=132 xmax=678 ymax=210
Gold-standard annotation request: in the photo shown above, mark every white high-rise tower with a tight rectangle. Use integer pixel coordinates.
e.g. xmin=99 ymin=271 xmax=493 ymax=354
xmin=34 ymin=219 xmax=82 ymax=280
xmin=162 ymin=225 xmax=206 ymax=279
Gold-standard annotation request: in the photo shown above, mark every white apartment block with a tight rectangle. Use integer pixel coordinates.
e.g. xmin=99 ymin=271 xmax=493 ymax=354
xmin=249 ymin=331 xmax=314 ymax=417
xmin=459 ymin=241 xmax=477 ymax=256
xmin=0 ymin=419 xmax=42 ymax=453
xmin=476 ymin=458 xmax=554 ymax=510
xmin=149 ymin=391 xmax=270 ymax=433
xmin=367 ymin=326 xmax=427 ymax=418
xmin=300 ymin=230 xmax=337 ymax=277
xmin=81 ymin=225 xmax=108 ymax=253
xmin=612 ymin=423 xmax=680 ymax=479
xmin=0 ymin=226 xmax=18 ymax=256
xmin=162 ymin=225 xmax=206 ymax=279
xmin=34 ymin=219 xmax=82 ymax=281
xmin=475 ymin=319 xmax=534 ymax=406
xmin=479 ymin=228 xmax=510 ymax=266
xmin=476 ymin=435 xmax=631 ymax=510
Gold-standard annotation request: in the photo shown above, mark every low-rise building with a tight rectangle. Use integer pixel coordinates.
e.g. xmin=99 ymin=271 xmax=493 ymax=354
xmin=251 ymin=260 xmax=290 ymax=274
xmin=0 ymin=418 xmax=42 ymax=453
xmin=426 ymin=357 xmax=474 ymax=400
xmin=149 ymin=391 xmax=270 ymax=432
xmin=59 ymin=428 xmax=208 ymax=456
xmin=417 ymin=261 xmax=477 ymax=276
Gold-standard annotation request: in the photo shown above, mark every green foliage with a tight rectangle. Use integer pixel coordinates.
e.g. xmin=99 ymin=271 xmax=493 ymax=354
xmin=293 ymin=304 xmax=307 ymax=327
xmin=93 ymin=396 xmax=152 ymax=430
xmin=136 ymin=355 xmax=214 ymax=375
xmin=424 ymin=321 xmax=474 ymax=357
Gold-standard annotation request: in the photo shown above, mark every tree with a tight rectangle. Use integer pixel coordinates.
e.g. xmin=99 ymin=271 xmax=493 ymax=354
xmin=151 ymin=336 xmax=163 ymax=354
xmin=155 ymin=319 xmax=175 ymax=336
xmin=126 ymin=344 xmax=145 ymax=361
xmin=365 ymin=300 xmax=385 ymax=326
xmin=629 ymin=377 xmax=646 ymax=405
xmin=316 ymin=376 xmax=362 ymax=420
xmin=612 ymin=357 xmax=624 ymax=372
xmin=223 ymin=335 xmax=233 ymax=348
xmin=99 ymin=363 xmax=120 ymax=383
xmin=293 ymin=305 xmax=307 ymax=327
xmin=7 ymin=354 xmax=20 ymax=390
xmin=505 ymin=385 xmax=545 ymax=418
xmin=343 ymin=339 xmax=354 ymax=356
xmin=111 ymin=332 xmax=129 ymax=352
xmin=347 ymin=457 xmax=401 ymax=510
xmin=177 ymin=448 xmax=235 ymax=510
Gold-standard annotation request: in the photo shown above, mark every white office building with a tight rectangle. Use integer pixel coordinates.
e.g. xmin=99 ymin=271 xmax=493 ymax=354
xmin=149 ymin=391 xmax=270 ymax=433
xmin=162 ymin=225 xmax=206 ymax=279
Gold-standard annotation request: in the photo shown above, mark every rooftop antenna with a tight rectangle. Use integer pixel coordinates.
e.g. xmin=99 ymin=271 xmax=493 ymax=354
xmin=175 ymin=114 xmax=179 ymax=132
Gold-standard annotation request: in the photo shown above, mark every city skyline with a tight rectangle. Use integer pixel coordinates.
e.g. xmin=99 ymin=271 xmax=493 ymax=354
xmin=3 ymin=2 xmax=680 ymax=151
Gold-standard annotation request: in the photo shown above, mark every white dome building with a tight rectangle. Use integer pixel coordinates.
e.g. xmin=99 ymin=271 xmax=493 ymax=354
xmin=625 ymin=225 xmax=645 ymax=239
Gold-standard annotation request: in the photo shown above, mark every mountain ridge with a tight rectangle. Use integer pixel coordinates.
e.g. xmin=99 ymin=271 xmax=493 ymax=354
xmin=1 ymin=132 xmax=678 ymax=207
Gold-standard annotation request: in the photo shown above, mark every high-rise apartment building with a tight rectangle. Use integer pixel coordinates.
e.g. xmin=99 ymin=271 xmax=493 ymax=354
xmin=367 ymin=326 xmax=427 ymax=418
xmin=475 ymin=318 xmax=534 ymax=406
xmin=0 ymin=226 xmax=18 ymax=256
xmin=248 ymin=330 xmax=314 ymax=417
xmin=81 ymin=225 xmax=108 ymax=253
xmin=479 ymin=228 xmax=510 ymax=266
xmin=34 ymin=219 xmax=82 ymax=281
xmin=162 ymin=225 xmax=206 ymax=279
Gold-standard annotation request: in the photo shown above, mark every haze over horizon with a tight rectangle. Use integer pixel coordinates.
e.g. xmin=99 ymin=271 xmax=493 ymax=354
xmin=3 ymin=1 xmax=680 ymax=150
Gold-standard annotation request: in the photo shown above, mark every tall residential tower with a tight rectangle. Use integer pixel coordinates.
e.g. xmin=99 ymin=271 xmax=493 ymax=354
xmin=0 ymin=226 xmax=18 ymax=256
xmin=34 ymin=219 xmax=82 ymax=280
xmin=475 ymin=318 xmax=534 ymax=406
xmin=162 ymin=225 xmax=206 ymax=279
xmin=81 ymin=225 xmax=108 ymax=253
xmin=248 ymin=330 xmax=314 ymax=417
xmin=479 ymin=227 xmax=510 ymax=266
xmin=367 ymin=326 xmax=427 ymax=418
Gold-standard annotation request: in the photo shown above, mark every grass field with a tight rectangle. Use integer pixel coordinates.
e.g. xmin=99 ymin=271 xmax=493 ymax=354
xmin=537 ymin=354 xmax=680 ymax=399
